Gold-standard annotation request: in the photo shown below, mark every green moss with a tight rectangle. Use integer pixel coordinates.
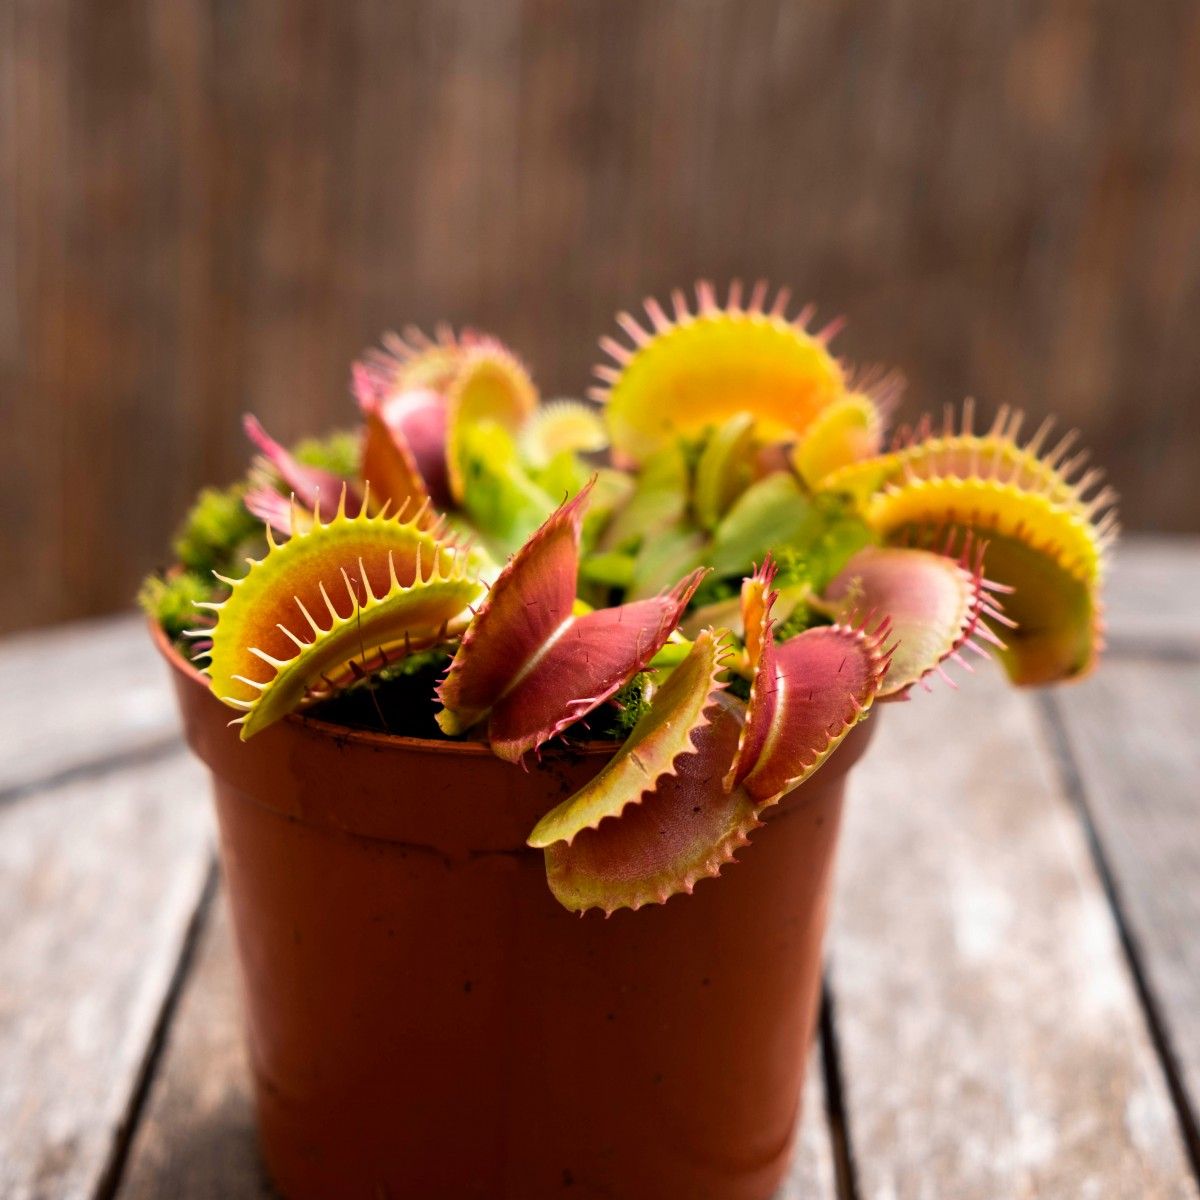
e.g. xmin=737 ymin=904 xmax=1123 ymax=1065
xmin=613 ymin=672 xmax=655 ymax=733
xmin=374 ymin=646 xmax=453 ymax=683
xmin=172 ymin=484 xmax=260 ymax=576
xmin=292 ymin=429 xmax=360 ymax=479
xmin=775 ymin=601 xmax=824 ymax=641
xmin=770 ymin=546 xmax=813 ymax=590
xmin=802 ymin=492 xmax=875 ymax=590
xmin=691 ymin=573 xmax=739 ymax=609
xmin=137 ymin=571 xmax=214 ymax=640
xmin=589 ymin=672 xmax=654 ymax=740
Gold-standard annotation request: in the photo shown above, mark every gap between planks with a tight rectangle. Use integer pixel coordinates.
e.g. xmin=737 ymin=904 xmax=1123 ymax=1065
xmin=94 ymin=861 xmax=219 ymax=1200
xmin=0 ymin=751 xmax=215 ymax=1200
xmin=1040 ymin=657 xmax=1200 ymax=1183
xmin=827 ymin=661 xmax=1199 ymax=1199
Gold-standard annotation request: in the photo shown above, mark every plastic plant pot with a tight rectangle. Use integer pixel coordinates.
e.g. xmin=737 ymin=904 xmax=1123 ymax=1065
xmin=156 ymin=623 xmax=871 ymax=1200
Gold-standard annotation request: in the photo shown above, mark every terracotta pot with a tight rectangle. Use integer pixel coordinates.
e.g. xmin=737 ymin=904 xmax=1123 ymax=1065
xmin=155 ymin=624 xmax=871 ymax=1200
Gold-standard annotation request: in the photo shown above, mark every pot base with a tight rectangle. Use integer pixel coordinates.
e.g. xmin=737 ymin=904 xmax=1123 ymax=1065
xmin=218 ymin=780 xmax=842 ymax=1200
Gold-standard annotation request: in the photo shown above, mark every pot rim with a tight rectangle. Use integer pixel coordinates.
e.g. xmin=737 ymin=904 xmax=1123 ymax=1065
xmin=149 ymin=617 xmax=618 ymax=760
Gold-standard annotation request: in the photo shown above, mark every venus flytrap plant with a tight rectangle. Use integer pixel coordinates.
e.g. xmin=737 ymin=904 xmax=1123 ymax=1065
xmin=819 ymin=402 xmax=1115 ymax=684
xmin=143 ymin=279 xmax=1117 ymax=916
xmin=200 ymin=489 xmax=484 ymax=738
xmin=434 ymin=479 xmax=705 ymax=762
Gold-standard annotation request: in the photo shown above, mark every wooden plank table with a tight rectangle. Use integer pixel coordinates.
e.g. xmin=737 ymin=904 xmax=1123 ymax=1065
xmin=2 ymin=535 xmax=1197 ymax=1200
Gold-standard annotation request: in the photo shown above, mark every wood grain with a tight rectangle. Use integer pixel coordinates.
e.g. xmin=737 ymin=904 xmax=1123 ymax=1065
xmin=0 ymin=614 xmax=177 ymax=798
xmin=3 ymin=0 xmax=1199 ymax=634
xmin=1104 ymin=538 xmax=1200 ymax=656
xmin=0 ymin=753 xmax=212 ymax=1200
xmin=1048 ymin=659 xmax=1200 ymax=1155
xmin=116 ymin=894 xmax=274 ymax=1200
xmin=781 ymin=1050 xmax=839 ymax=1200
xmin=830 ymin=663 xmax=1199 ymax=1198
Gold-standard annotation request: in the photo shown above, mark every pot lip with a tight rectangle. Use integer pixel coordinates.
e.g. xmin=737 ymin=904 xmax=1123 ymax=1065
xmin=149 ymin=617 xmax=618 ymax=760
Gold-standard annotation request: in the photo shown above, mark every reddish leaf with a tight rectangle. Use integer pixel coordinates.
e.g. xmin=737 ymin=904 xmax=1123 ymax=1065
xmin=487 ymin=571 xmax=705 ymax=762
xmin=243 ymin=488 xmax=315 ymax=538
xmin=243 ymin=414 xmax=359 ymax=519
xmin=726 ymin=557 xmax=892 ymax=806
xmin=353 ymin=363 xmax=451 ymax=507
xmin=543 ymin=695 xmax=760 ymax=915
xmin=436 ymin=483 xmax=590 ymax=735
xmin=824 ymin=543 xmax=1002 ymax=697
xmin=436 ymin=480 xmax=706 ymax=762
xmin=360 ymin=407 xmax=431 ymax=516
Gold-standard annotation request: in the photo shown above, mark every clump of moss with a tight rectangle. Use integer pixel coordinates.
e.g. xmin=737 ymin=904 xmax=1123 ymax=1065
xmin=775 ymin=600 xmax=823 ymax=641
xmin=142 ymin=477 xmax=258 ymax=646
xmin=292 ymin=429 xmax=360 ymax=479
xmin=587 ymin=672 xmax=655 ymax=740
xmin=610 ymin=672 xmax=654 ymax=734
xmin=373 ymin=646 xmax=454 ymax=684
xmin=137 ymin=570 xmax=214 ymax=640
xmin=172 ymin=483 xmax=261 ymax=577
xmin=143 ymin=429 xmax=360 ymax=641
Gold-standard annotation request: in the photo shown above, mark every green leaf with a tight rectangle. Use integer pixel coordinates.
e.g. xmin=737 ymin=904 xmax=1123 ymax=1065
xmin=581 ymin=468 xmax=636 ymax=554
xmin=457 ymin=420 xmax=559 ymax=557
xmin=824 ymin=545 xmax=991 ymax=697
xmin=628 ymin=526 xmax=707 ymax=600
xmin=529 ymin=448 xmax=591 ymax=506
xmin=579 ymin=550 xmax=637 ymax=589
xmin=599 ymin=442 xmax=689 ymax=553
xmin=707 ymin=473 xmax=820 ymax=579
xmin=693 ymin=413 xmax=756 ymax=530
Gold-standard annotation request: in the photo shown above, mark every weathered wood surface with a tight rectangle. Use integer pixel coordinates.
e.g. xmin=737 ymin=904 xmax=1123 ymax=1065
xmin=830 ymin=663 xmax=1199 ymax=1198
xmin=3 ymin=539 xmax=1200 ymax=1198
xmin=0 ymin=615 xmax=177 ymax=799
xmin=4 ymin=0 xmax=1199 ymax=636
xmin=115 ymin=895 xmax=274 ymax=1200
xmin=1048 ymin=659 xmax=1200 ymax=1158
xmin=1103 ymin=537 xmax=1200 ymax=656
xmin=0 ymin=753 xmax=213 ymax=1200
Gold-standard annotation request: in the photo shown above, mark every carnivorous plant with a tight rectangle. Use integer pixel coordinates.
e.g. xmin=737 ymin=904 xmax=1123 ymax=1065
xmin=143 ymin=283 xmax=1117 ymax=914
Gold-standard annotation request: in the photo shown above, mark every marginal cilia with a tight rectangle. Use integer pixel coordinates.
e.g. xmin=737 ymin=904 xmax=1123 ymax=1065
xmin=155 ymin=279 xmax=1116 ymax=914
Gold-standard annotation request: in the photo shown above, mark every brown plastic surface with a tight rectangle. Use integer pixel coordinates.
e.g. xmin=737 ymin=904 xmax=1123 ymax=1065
xmin=157 ymin=625 xmax=867 ymax=1200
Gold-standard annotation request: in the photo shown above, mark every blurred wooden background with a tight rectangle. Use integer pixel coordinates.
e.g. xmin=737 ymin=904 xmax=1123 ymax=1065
xmin=2 ymin=0 xmax=1199 ymax=633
